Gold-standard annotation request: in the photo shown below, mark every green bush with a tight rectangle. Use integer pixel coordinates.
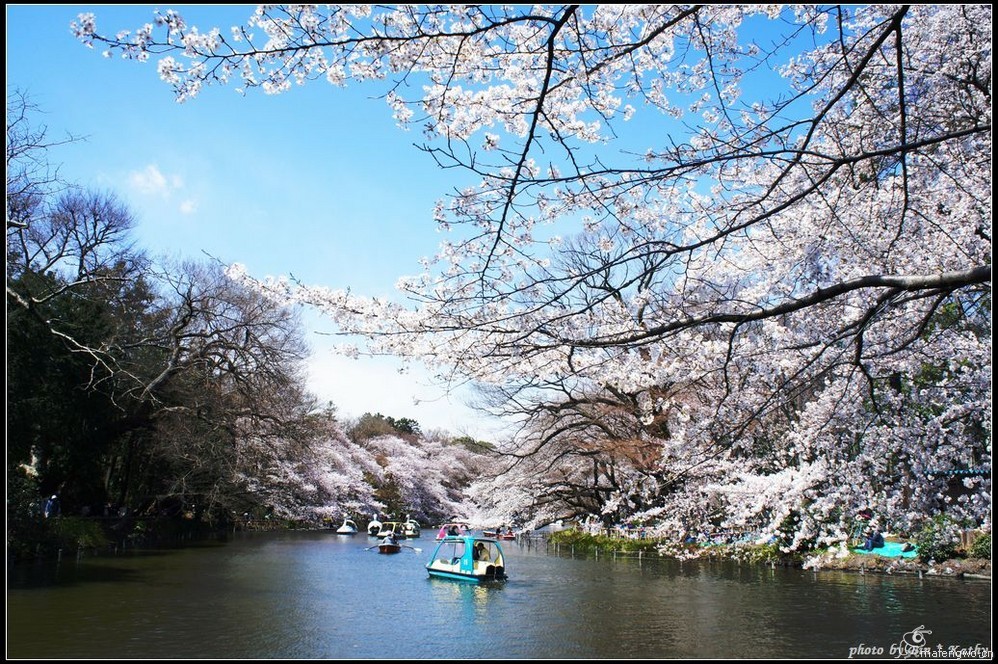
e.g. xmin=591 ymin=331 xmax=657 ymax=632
xmin=6 ymin=476 xmax=112 ymax=560
xmin=6 ymin=471 xmax=51 ymax=560
xmin=913 ymin=514 xmax=962 ymax=562
xmin=548 ymin=529 xmax=660 ymax=554
xmin=50 ymin=517 xmax=111 ymax=550
xmin=968 ymin=532 xmax=991 ymax=559
xmin=734 ymin=542 xmax=783 ymax=564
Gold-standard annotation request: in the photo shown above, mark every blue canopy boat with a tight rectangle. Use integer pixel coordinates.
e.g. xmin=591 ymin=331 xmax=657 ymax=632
xmin=426 ymin=535 xmax=507 ymax=583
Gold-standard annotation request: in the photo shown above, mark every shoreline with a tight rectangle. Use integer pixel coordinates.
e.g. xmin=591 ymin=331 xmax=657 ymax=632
xmin=802 ymin=549 xmax=992 ymax=580
xmin=540 ymin=532 xmax=992 ymax=581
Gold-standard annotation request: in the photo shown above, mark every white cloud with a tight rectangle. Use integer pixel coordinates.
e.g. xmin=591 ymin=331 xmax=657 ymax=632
xmin=179 ymin=199 xmax=198 ymax=215
xmin=128 ymin=164 xmax=183 ymax=197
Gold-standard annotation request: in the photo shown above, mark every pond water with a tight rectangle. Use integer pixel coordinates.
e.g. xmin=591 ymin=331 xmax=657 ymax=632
xmin=7 ymin=530 xmax=992 ymax=659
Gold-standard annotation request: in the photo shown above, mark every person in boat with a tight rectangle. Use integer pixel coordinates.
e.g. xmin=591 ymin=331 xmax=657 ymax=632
xmin=447 ymin=525 xmax=460 ymax=536
xmin=383 ymin=532 xmax=398 ymax=546
xmin=472 ymin=542 xmax=490 ymax=562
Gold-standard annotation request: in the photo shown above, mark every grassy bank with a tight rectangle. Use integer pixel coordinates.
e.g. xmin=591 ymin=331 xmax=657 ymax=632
xmin=546 ymin=529 xmax=804 ymax=566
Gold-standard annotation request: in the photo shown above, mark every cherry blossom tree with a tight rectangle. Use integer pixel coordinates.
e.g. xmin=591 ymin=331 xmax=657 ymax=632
xmin=212 ymin=405 xmax=492 ymax=527
xmin=76 ymin=5 xmax=991 ymax=548
xmin=234 ymin=407 xmax=385 ymax=523
xmin=360 ymin=431 xmax=487 ymax=524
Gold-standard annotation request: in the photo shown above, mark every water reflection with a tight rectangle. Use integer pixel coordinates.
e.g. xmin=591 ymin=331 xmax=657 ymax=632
xmin=7 ymin=531 xmax=991 ymax=659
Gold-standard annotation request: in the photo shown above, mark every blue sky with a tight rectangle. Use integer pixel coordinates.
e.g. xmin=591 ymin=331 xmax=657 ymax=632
xmin=6 ymin=4 xmax=501 ymax=439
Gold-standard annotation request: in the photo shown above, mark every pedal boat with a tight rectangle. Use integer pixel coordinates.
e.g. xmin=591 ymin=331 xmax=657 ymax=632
xmin=426 ymin=535 xmax=507 ymax=583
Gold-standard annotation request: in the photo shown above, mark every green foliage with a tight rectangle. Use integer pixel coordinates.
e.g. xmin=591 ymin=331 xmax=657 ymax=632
xmin=350 ymin=413 xmax=401 ymax=442
xmin=49 ymin=517 xmax=111 ymax=549
xmin=968 ymin=532 xmax=991 ymax=559
xmin=727 ymin=542 xmax=797 ymax=565
xmin=452 ymin=436 xmax=496 ymax=453
xmin=546 ymin=529 xmax=798 ymax=565
xmin=913 ymin=514 xmax=963 ymax=562
xmin=350 ymin=412 xmax=423 ymax=441
xmin=5 ymin=471 xmax=109 ymax=559
xmin=6 ymin=471 xmax=50 ymax=560
xmin=373 ymin=474 xmax=407 ymax=518
xmin=548 ymin=529 xmax=660 ymax=554
xmin=387 ymin=417 xmax=421 ymax=436
xmin=6 ymin=273 xmax=123 ymax=505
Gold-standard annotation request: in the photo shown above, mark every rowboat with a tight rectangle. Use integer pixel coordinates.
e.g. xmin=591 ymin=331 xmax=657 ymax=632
xmin=367 ymin=534 xmax=421 ymax=555
xmin=378 ymin=541 xmax=402 ymax=554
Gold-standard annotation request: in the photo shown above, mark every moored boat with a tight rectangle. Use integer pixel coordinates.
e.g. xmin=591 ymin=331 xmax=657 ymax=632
xmin=367 ymin=516 xmax=383 ymax=537
xmin=403 ymin=518 xmax=421 ymax=538
xmin=483 ymin=528 xmax=516 ymax=540
xmin=335 ymin=518 xmax=359 ymax=535
xmin=435 ymin=522 xmax=471 ymax=540
xmin=373 ymin=521 xmax=406 ymax=539
xmin=426 ymin=535 xmax=507 ymax=583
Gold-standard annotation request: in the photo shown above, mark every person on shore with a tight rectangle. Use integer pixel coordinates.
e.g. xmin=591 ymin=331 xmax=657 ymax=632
xmin=43 ymin=494 xmax=60 ymax=518
xmin=861 ymin=527 xmax=885 ymax=551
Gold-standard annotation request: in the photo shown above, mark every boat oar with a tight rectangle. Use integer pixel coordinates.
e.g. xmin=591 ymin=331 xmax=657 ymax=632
xmin=401 ymin=545 xmax=422 ymax=553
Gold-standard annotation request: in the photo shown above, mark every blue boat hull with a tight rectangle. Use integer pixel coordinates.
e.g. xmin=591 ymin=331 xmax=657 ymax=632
xmin=426 ymin=568 xmax=499 ymax=584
